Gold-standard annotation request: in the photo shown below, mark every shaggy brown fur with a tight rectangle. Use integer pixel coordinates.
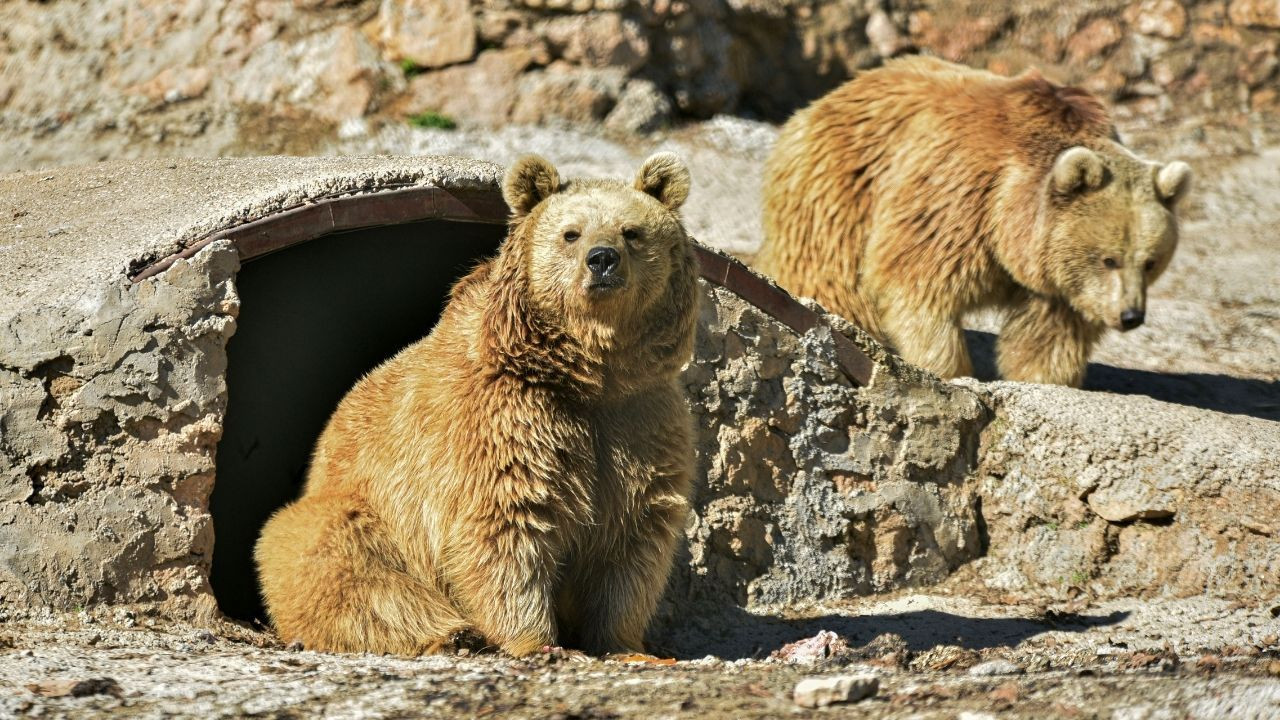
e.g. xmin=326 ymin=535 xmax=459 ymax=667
xmin=756 ymin=56 xmax=1191 ymax=386
xmin=255 ymin=153 xmax=700 ymax=656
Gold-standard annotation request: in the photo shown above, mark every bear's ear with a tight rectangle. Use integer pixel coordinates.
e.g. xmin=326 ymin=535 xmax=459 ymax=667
xmin=634 ymin=152 xmax=691 ymax=210
xmin=1051 ymin=146 xmax=1105 ymax=195
xmin=503 ymin=155 xmax=561 ymax=219
xmin=1155 ymin=161 xmax=1192 ymax=205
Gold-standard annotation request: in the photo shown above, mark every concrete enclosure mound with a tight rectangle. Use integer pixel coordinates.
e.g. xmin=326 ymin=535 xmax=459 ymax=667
xmin=1 ymin=157 xmax=1276 ymax=640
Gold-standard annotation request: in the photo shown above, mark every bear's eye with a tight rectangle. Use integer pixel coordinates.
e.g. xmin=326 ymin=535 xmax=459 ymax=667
xmin=563 ymin=230 xmax=580 ymax=243
xmin=622 ymin=227 xmax=640 ymax=242
xmin=1143 ymin=259 xmax=1156 ymax=272
xmin=1102 ymin=257 xmax=1119 ymax=269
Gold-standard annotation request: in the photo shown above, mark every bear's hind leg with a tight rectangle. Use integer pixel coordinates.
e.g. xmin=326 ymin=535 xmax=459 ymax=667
xmin=255 ymin=494 xmax=467 ymax=655
xmin=997 ymin=295 xmax=1102 ymax=387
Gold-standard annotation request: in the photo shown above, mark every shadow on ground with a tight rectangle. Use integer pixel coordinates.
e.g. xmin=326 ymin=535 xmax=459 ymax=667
xmin=965 ymin=330 xmax=1280 ymax=422
xmin=657 ymin=605 xmax=1130 ymax=660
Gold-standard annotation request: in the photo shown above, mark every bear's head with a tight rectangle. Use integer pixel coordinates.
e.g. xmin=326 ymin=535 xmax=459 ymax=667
xmin=488 ymin=153 xmax=698 ymax=386
xmin=1037 ymin=144 xmax=1191 ymax=332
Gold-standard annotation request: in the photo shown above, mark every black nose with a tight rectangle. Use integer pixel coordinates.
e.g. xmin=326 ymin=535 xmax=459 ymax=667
xmin=1120 ymin=308 xmax=1145 ymax=330
xmin=586 ymin=246 xmax=620 ymax=277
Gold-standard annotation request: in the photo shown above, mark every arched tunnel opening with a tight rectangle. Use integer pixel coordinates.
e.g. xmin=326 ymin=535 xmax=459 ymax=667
xmin=210 ymin=219 xmax=506 ymax=622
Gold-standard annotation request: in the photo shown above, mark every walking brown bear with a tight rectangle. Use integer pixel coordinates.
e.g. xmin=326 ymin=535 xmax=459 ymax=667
xmin=757 ymin=56 xmax=1191 ymax=387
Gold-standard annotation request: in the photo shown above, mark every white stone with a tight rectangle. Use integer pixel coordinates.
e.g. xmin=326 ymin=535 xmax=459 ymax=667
xmin=792 ymin=674 xmax=878 ymax=708
xmin=967 ymin=659 xmax=1025 ymax=676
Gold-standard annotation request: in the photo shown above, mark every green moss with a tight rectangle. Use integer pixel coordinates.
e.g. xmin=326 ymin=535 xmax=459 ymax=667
xmin=400 ymin=58 xmax=424 ymax=78
xmin=1070 ymin=570 xmax=1088 ymax=585
xmin=407 ymin=111 xmax=457 ymax=131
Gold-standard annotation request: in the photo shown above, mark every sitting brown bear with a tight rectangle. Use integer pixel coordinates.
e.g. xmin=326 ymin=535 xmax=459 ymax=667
xmin=255 ymin=153 xmax=700 ymax=656
xmin=756 ymin=56 xmax=1191 ymax=387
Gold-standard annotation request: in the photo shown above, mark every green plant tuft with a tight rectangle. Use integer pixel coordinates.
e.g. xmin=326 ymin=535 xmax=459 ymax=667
xmin=407 ymin=111 xmax=457 ymax=130
xmin=400 ymin=58 xmax=424 ymax=78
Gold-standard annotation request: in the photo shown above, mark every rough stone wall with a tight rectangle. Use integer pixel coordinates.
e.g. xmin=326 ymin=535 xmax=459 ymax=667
xmin=968 ymin=380 xmax=1280 ymax=602
xmin=0 ymin=243 xmax=240 ymax=620
xmin=3 ymin=0 xmax=1278 ymax=171
xmin=665 ymin=286 xmax=989 ymax=619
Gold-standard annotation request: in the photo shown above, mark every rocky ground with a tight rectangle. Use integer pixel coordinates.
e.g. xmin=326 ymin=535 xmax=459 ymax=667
xmin=2 ymin=591 xmax=1278 ymax=718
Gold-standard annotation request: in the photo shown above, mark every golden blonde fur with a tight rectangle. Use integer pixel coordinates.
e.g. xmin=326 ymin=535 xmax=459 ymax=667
xmin=757 ymin=56 xmax=1191 ymax=387
xmin=255 ymin=153 xmax=700 ymax=656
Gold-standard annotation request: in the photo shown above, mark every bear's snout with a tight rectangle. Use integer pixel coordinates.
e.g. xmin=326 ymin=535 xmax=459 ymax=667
xmin=1119 ymin=308 xmax=1145 ymax=330
xmin=586 ymin=246 xmax=622 ymax=279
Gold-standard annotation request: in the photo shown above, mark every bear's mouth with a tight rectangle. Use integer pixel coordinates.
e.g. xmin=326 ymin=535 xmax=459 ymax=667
xmin=586 ymin=276 xmax=626 ymax=293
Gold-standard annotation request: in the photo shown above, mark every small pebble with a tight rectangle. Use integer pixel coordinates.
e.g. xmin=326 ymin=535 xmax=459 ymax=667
xmin=793 ymin=674 xmax=878 ymax=708
xmin=968 ymin=659 xmax=1024 ymax=676
xmin=192 ymin=630 xmax=216 ymax=644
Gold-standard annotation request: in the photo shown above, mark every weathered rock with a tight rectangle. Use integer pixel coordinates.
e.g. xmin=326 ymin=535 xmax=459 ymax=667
xmin=542 ymin=12 xmax=649 ymax=72
xmin=866 ymin=9 xmax=909 ymax=58
xmin=232 ymin=24 xmax=395 ymax=122
xmin=395 ymin=48 xmax=533 ymax=127
xmin=1151 ymin=46 xmax=1198 ymax=86
xmin=968 ymin=380 xmax=1280 ymax=601
xmin=770 ymin=630 xmax=851 ymax=664
xmin=510 ymin=63 xmax=626 ymax=125
xmin=658 ymin=289 xmax=987 ymax=627
xmin=1238 ymin=41 xmax=1279 ymax=86
xmin=604 ymin=78 xmax=673 ymax=133
xmin=378 ymin=0 xmax=476 ymax=68
xmin=1068 ymin=18 xmax=1125 ymax=64
xmin=1086 ymin=477 xmax=1177 ymax=523
xmin=127 ymin=67 xmax=214 ymax=104
xmin=908 ymin=10 xmax=1008 ymax=62
xmin=968 ymin=659 xmax=1024 ymax=676
xmin=793 ymin=674 xmax=878 ymax=708
xmin=1125 ymin=0 xmax=1188 ymax=39
xmin=1229 ymin=0 xmax=1280 ymax=29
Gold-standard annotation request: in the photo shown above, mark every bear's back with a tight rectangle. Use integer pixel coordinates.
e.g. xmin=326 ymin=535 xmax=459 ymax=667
xmin=757 ymin=56 xmax=1114 ymax=331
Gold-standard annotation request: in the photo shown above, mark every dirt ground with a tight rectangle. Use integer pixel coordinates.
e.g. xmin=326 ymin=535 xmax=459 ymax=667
xmin=3 ymin=591 xmax=1278 ymax=719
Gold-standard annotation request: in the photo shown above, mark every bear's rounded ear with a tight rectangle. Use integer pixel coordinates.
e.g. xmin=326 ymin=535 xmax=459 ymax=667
xmin=1155 ymin=161 xmax=1192 ymax=205
xmin=634 ymin=152 xmax=691 ymax=210
xmin=503 ymin=155 xmax=561 ymax=219
xmin=1051 ymin=146 xmax=1105 ymax=195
